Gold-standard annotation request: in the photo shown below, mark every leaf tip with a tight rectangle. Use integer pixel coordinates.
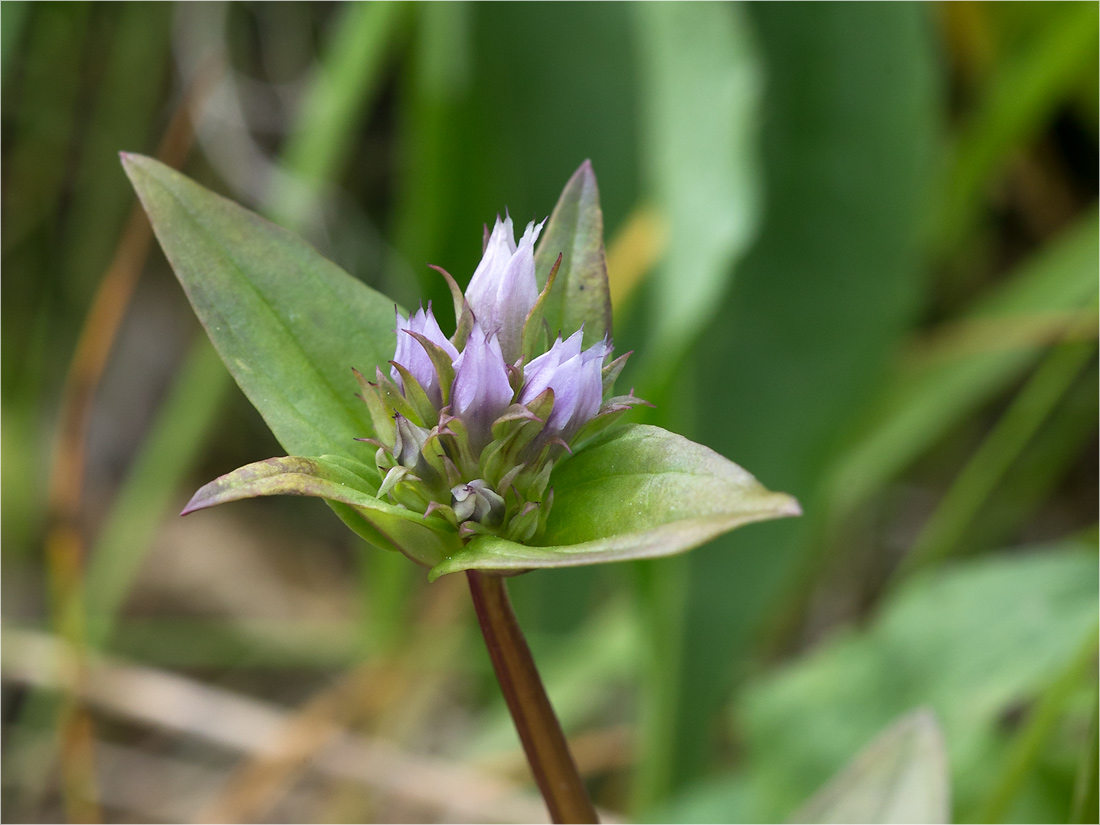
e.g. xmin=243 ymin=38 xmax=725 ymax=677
xmin=570 ymin=158 xmax=598 ymax=189
xmin=118 ymin=150 xmax=148 ymax=173
xmin=179 ymin=480 xmax=220 ymax=516
xmin=179 ymin=494 xmax=204 ymax=517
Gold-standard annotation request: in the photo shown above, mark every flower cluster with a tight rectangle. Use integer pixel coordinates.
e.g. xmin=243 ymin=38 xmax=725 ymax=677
xmin=356 ymin=216 xmax=644 ymax=543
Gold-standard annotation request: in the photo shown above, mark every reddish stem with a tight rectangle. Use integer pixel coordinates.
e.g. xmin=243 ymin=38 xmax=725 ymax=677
xmin=466 ymin=570 xmax=598 ymax=823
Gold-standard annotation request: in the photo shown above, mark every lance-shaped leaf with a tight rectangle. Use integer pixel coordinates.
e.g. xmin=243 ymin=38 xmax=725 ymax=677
xmin=122 ymin=153 xmax=397 ymax=458
xmin=183 ymin=455 xmax=462 ymax=567
xmin=533 ymin=160 xmax=613 ymax=348
xmin=792 ymin=709 xmax=950 ymax=825
xmin=428 ymin=424 xmax=799 ymax=579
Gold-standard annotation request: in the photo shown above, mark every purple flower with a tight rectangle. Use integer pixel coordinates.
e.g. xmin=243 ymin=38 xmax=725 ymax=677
xmin=520 ymin=330 xmax=609 ymax=441
xmin=391 ymin=304 xmax=459 ymax=406
xmin=451 ymin=321 xmax=514 ymax=452
xmin=464 ymin=216 xmax=543 ymax=364
xmin=365 ymin=203 xmax=635 ymax=537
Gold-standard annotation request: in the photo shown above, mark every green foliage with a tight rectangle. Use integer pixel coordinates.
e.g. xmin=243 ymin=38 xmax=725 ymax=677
xmin=738 ymin=546 xmax=1098 ymax=821
xmin=666 ymin=1 xmax=942 ymax=796
xmin=533 ymin=161 xmax=613 ymax=350
xmin=122 ymin=154 xmax=398 ymax=458
xmin=430 ymin=424 xmax=799 ymax=579
xmin=794 ymin=710 xmax=950 ymax=825
xmin=2 ymin=3 xmax=1096 ymax=823
xmin=126 ymin=154 xmax=797 ymax=576
xmin=633 ymin=2 xmax=762 ymax=386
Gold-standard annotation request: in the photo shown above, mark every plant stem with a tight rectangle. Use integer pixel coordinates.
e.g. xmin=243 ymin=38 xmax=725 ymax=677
xmin=466 ymin=570 xmax=598 ymax=823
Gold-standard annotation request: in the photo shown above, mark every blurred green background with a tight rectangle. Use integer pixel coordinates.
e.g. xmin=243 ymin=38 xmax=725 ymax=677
xmin=2 ymin=2 xmax=1096 ymax=823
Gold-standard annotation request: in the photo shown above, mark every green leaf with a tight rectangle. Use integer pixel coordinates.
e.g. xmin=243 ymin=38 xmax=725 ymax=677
xmin=661 ymin=3 xmax=941 ymax=798
xmin=935 ymin=2 xmax=1099 ymax=253
xmin=266 ymin=2 xmax=410 ymax=230
xmin=183 ymin=455 xmax=461 ymax=568
xmin=737 ymin=545 xmax=1099 ymax=821
xmin=533 ymin=160 xmax=612 ymax=348
xmin=428 ymin=424 xmax=799 ymax=579
xmin=793 ymin=710 xmax=951 ymax=825
xmin=121 ymin=153 xmax=397 ymax=459
xmin=634 ymin=1 xmax=762 ymax=387
xmin=826 ymin=212 xmax=1098 ymax=520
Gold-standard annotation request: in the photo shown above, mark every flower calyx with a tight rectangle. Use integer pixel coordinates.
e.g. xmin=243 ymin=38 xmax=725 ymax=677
xmin=356 ymin=216 xmax=648 ymax=544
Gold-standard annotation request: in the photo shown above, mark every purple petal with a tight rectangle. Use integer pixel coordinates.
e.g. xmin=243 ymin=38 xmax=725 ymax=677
xmin=520 ymin=329 xmax=584 ymax=402
xmin=391 ymin=303 xmax=459 ymax=406
xmin=452 ymin=322 xmax=514 ymax=452
xmin=520 ymin=332 xmax=609 ymax=441
xmin=465 ymin=217 xmax=543 ymax=364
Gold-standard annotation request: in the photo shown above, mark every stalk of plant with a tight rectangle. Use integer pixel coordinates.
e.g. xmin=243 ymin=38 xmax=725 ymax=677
xmin=468 ymin=570 xmax=598 ymax=822
xmin=123 ymin=154 xmax=800 ymax=822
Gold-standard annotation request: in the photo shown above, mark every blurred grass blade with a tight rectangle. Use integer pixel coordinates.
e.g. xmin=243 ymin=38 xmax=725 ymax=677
xmin=633 ymin=2 xmax=762 ymax=391
xmin=83 ymin=337 xmax=229 ymax=647
xmin=266 ymin=2 xmax=409 ymax=229
xmin=973 ymin=625 xmax=1099 ymax=823
xmin=665 ymin=3 xmax=940 ymax=804
xmin=2 ymin=2 xmax=91 ymax=254
xmin=0 ymin=1 xmax=30 ymax=88
xmin=628 ymin=4 xmax=763 ymax=811
xmin=899 ymin=309 xmax=1097 ymax=578
xmin=936 ymin=2 xmax=1099 ymax=251
xmin=961 ymin=370 xmax=1097 ymax=555
xmin=826 ymin=212 xmax=1098 ymax=522
xmin=1070 ymin=689 xmax=1099 ymax=824
xmin=62 ymin=3 xmax=172 ymax=309
xmin=123 ymin=154 xmax=397 ymax=458
xmin=793 ymin=709 xmax=950 ymax=825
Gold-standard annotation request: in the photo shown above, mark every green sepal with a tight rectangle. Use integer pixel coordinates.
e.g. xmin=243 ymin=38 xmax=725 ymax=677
xmin=512 ymin=447 xmax=556 ymax=502
xmin=533 ymin=160 xmax=612 ymax=347
xmin=572 ymin=395 xmax=653 ymax=448
xmin=404 ymin=330 xmax=456 ymax=406
xmin=418 ymin=429 xmax=453 ymax=486
xmin=601 ymin=352 xmax=631 ymax=397
xmin=378 ymin=464 xmax=413 ymax=499
xmin=429 ymin=264 xmax=474 ymax=350
xmin=522 ymin=252 xmax=562 ymax=361
xmin=504 ymin=500 xmax=542 ymax=544
xmin=354 ymin=369 xmax=395 ymax=446
xmin=437 ymin=414 xmax=479 ymax=478
xmin=389 ymin=361 xmax=439 ymax=427
xmin=373 ymin=367 xmax=424 ymax=427
xmin=481 ymin=391 xmax=556 ymax=487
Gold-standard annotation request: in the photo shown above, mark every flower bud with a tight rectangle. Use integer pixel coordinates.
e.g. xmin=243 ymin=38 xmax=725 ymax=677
xmin=521 ymin=331 xmax=609 ymax=441
xmin=362 ymin=210 xmax=641 ymax=545
xmin=464 ymin=216 xmax=543 ymax=364
xmin=451 ymin=322 xmax=514 ymax=452
xmin=392 ymin=413 xmax=430 ymax=470
xmin=391 ymin=305 xmax=459 ymax=407
xmin=451 ymin=479 xmax=505 ymax=526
